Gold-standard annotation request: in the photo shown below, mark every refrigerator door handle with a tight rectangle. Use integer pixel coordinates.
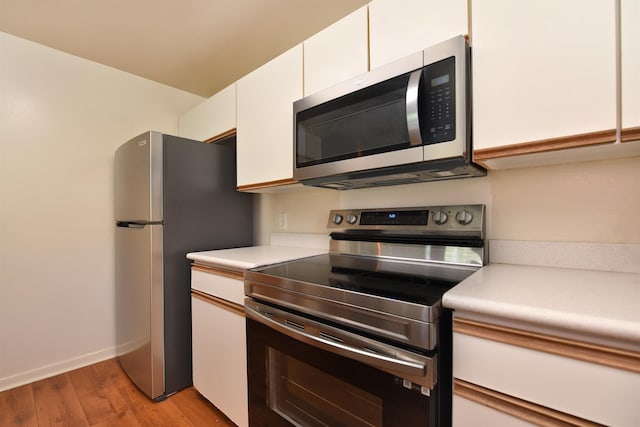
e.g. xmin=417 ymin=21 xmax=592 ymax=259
xmin=116 ymin=221 xmax=162 ymax=228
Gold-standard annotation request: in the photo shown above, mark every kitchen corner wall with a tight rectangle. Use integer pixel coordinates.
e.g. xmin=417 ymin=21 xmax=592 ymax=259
xmin=255 ymin=188 xmax=340 ymax=244
xmin=256 ymin=155 xmax=640 ymax=245
xmin=0 ymin=32 xmax=203 ymax=391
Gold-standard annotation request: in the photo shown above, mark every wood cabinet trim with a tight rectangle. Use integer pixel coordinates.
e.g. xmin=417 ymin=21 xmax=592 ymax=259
xmin=191 ymin=289 xmax=245 ymax=317
xmin=453 ymin=317 xmax=640 ymax=374
xmin=191 ymin=264 xmax=244 ymax=280
xmin=473 ymin=129 xmax=617 ymax=161
xmin=621 ymin=126 xmax=640 ymax=142
xmin=453 ymin=379 xmax=604 ymax=427
xmin=237 ymin=178 xmax=299 ymax=192
xmin=203 ymin=128 xmax=236 ymax=144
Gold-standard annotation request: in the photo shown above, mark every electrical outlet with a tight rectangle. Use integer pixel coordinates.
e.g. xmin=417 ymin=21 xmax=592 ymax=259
xmin=278 ymin=213 xmax=288 ymax=230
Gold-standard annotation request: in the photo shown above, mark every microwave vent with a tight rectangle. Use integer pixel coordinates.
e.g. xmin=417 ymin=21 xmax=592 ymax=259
xmin=303 ymin=160 xmax=486 ymax=190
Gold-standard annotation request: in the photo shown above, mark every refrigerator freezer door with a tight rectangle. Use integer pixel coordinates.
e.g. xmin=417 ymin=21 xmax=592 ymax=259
xmin=116 ymin=223 xmax=164 ymax=399
xmin=114 ymin=131 xmax=163 ymax=222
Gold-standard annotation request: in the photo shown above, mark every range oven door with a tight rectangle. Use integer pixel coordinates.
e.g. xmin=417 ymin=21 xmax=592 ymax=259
xmin=246 ymin=306 xmax=442 ymax=427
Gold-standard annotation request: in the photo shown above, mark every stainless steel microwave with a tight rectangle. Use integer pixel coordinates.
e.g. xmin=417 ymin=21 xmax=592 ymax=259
xmin=293 ymin=35 xmax=485 ymax=190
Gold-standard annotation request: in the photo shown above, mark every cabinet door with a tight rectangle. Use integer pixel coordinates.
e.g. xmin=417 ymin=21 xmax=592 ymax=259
xmin=472 ymin=0 xmax=616 ymax=153
xmin=453 ymin=395 xmax=535 ymax=427
xmin=303 ymin=5 xmax=368 ymax=96
xmin=178 ymin=83 xmax=236 ymax=142
xmin=621 ymin=0 xmax=640 ymax=141
xmin=453 ymin=329 xmax=640 ymax=427
xmin=192 ymin=296 xmax=248 ymax=427
xmin=236 ymin=44 xmax=303 ymax=189
xmin=368 ymin=0 xmax=468 ymax=70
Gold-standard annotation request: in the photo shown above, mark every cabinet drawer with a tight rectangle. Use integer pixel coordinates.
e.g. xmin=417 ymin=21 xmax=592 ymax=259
xmin=191 ymin=267 xmax=244 ymax=306
xmin=453 ymin=331 xmax=640 ymax=426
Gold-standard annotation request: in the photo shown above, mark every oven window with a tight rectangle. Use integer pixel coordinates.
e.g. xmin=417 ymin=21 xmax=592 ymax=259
xmin=267 ymin=347 xmax=383 ymax=427
xmin=247 ymin=318 xmax=438 ymax=427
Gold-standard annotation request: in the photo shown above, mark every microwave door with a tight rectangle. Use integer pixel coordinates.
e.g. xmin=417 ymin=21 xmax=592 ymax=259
xmin=294 ymin=69 xmax=424 ymax=181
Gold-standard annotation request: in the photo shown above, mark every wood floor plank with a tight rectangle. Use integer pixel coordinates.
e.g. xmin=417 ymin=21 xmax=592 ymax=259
xmin=32 ymin=373 xmax=89 ymax=427
xmin=0 ymin=383 xmax=38 ymax=427
xmin=96 ymin=358 xmax=131 ymax=389
xmin=116 ymin=380 xmax=195 ymax=427
xmin=88 ymin=409 xmax=141 ymax=427
xmin=67 ymin=360 xmax=131 ymax=426
xmin=170 ymin=386 xmax=235 ymax=426
xmin=0 ymin=358 xmax=237 ymax=426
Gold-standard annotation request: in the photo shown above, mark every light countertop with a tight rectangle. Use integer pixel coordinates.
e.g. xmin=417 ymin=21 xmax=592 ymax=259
xmin=443 ymin=263 xmax=640 ymax=348
xmin=187 ymin=245 xmax=327 ymax=271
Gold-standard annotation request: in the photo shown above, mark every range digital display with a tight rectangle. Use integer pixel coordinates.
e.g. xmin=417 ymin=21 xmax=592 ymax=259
xmin=360 ymin=210 xmax=429 ymax=226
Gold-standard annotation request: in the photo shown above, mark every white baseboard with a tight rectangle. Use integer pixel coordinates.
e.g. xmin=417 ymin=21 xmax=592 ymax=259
xmin=0 ymin=346 xmax=118 ymax=392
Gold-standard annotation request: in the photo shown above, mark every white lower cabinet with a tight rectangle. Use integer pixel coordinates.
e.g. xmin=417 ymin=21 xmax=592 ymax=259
xmin=452 ymin=316 xmax=640 ymax=427
xmin=191 ymin=267 xmax=248 ymax=427
xmin=453 ymin=394 xmax=535 ymax=427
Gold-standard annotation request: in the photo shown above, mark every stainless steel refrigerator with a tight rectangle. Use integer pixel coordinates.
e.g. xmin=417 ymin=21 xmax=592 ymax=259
xmin=114 ymin=131 xmax=253 ymax=401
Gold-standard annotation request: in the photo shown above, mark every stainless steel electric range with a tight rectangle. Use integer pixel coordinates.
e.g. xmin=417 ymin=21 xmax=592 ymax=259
xmin=244 ymin=205 xmax=486 ymax=427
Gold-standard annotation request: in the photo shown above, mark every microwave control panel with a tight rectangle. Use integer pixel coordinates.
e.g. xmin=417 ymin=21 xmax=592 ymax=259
xmin=422 ymin=56 xmax=456 ymax=145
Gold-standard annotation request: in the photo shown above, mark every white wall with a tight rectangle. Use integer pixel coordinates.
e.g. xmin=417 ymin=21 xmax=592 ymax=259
xmin=254 ymin=188 xmax=340 ymax=244
xmin=256 ymin=156 xmax=640 ymax=245
xmin=489 ymin=157 xmax=640 ymax=243
xmin=0 ymin=32 xmax=203 ymax=391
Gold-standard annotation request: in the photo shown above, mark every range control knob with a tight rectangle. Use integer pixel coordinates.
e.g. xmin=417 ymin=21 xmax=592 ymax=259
xmin=332 ymin=213 xmax=344 ymax=224
xmin=455 ymin=210 xmax=474 ymax=225
xmin=346 ymin=213 xmax=358 ymax=224
xmin=432 ymin=211 xmax=449 ymax=225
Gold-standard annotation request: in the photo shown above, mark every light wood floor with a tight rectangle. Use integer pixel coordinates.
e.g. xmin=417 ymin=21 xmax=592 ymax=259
xmin=0 ymin=358 xmax=236 ymax=426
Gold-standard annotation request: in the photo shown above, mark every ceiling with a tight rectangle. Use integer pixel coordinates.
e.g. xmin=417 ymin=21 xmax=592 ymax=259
xmin=0 ymin=0 xmax=369 ymax=98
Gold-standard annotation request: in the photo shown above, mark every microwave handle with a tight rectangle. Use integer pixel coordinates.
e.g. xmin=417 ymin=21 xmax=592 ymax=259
xmin=406 ymin=69 xmax=423 ymax=146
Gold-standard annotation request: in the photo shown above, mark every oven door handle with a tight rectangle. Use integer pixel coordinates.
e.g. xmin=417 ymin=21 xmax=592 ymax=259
xmin=246 ymin=304 xmax=428 ymax=380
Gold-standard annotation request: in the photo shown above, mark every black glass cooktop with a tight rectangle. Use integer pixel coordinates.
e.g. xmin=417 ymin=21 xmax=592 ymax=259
xmin=252 ymin=253 xmax=477 ymax=307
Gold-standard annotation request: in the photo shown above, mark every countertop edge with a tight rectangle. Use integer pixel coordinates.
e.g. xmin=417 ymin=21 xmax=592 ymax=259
xmin=443 ymin=263 xmax=640 ymax=351
xmin=186 ymin=245 xmax=328 ymax=271
xmin=444 ymin=295 xmax=640 ymax=349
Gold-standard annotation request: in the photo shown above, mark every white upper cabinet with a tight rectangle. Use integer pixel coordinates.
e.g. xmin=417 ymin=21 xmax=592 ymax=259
xmin=471 ymin=0 xmax=617 ymax=153
xmin=621 ymin=0 xmax=640 ymax=141
xmin=178 ymin=83 xmax=236 ymax=142
xmin=303 ymin=5 xmax=369 ymax=96
xmin=368 ymin=0 xmax=468 ymax=70
xmin=236 ymin=44 xmax=303 ymax=190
